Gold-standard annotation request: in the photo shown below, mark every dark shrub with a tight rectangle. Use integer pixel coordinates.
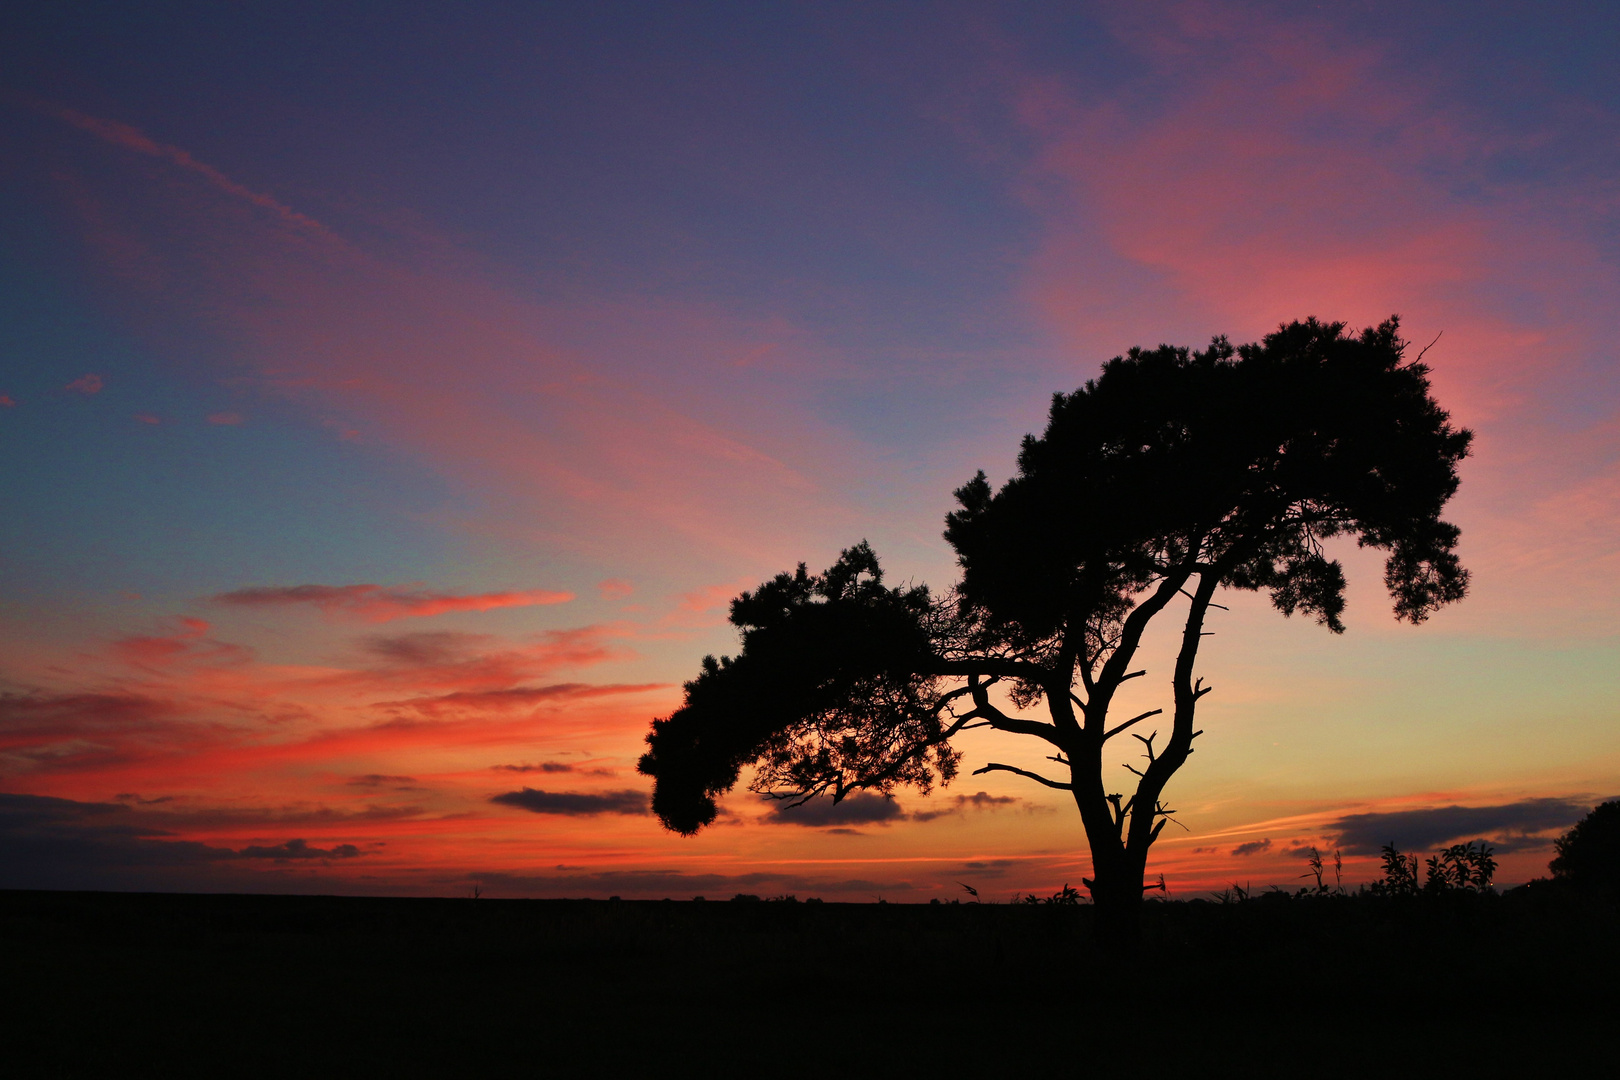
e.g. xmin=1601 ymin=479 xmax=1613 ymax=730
xmin=1550 ymin=801 xmax=1620 ymax=900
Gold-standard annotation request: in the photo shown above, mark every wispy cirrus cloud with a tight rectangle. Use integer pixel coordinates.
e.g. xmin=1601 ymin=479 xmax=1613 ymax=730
xmin=212 ymin=583 xmax=574 ymax=623
xmin=34 ymin=99 xmax=329 ymax=236
xmin=391 ymin=682 xmax=666 ymax=719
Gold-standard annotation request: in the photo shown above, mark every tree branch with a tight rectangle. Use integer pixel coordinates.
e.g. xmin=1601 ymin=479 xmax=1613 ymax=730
xmin=1102 ymin=707 xmax=1163 ymax=742
xmin=1179 ymin=588 xmax=1228 ymax=610
xmin=1414 ymin=329 xmax=1443 ymax=363
xmin=972 ymin=763 xmax=1073 ymax=791
xmin=1092 ymin=568 xmax=1194 ymax=699
xmin=965 ymin=676 xmax=1068 ymax=749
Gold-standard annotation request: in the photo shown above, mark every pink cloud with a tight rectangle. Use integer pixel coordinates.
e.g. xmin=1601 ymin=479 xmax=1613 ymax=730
xmin=207 ymin=411 xmax=244 ymax=425
xmin=65 ymin=373 xmax=103 ymax=394
xmin=212 ymin=583 xmax=574 ymax=623
xmin=38 ymin=100 xmax=329 ymax=236
xmin=30 ymin=110 xmax=861 ymax=582
xmin=598 ymin=579 xmax=634 ymax=600
xmin=676 ymin=580 xmax=748 ymax=615
xmin=0 ymin=393 xmax=14 ymax=407
xmin=935 ymin=8 xmax=1620 ymax=634
xmin=135 ymin=413 xmax=161 ymax=424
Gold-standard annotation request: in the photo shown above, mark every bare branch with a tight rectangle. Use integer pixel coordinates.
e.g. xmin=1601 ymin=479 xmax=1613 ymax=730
xmin=1131 ymin=729 xmax=1158 ymax=763
xmin=1414 ymin=329 xmax=1443 ymax=364
xmin=972 ymin=763 xmax=1073 ymax=791
xmin=963 ymin=677 xmax=1068 ymax=749
xmin=1102 ymin=707 xmax=1163 ymax=741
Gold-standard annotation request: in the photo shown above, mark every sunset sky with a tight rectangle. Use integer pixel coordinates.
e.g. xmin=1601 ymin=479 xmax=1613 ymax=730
xmin=2 ymin=1 xmax=1616 ymax=900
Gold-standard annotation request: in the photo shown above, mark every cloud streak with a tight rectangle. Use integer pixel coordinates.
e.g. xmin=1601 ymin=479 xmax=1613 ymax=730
xmin=490 ymin=788 xmax=648 ymax=817
xmin=213 ymin=584 xmax=574 ymax=623
xmin=37 ymin=100 xmax=329 ymax=235
xmin=761 ymin=792 xmax=905 ymax=828
xmin=1328 ymin=797 xmax=1602 ymax=855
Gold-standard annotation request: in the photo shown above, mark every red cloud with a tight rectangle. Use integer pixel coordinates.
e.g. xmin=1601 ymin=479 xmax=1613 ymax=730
xmin=65 ymin=374 xmax=103 ymax=394
xmin=212 ymin=584 xmax=574 ymax=622
xmin=110 ymin=617 xmax=253 ymax=671
xmin=207 ymin=412 xmax=244 ymax=425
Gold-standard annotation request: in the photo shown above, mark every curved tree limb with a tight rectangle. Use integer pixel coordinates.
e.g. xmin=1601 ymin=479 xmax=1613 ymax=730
xmin=1102 ymin=707 xmax=1163 ymax=742
xmin=972 ymin=762 xmax=1073 ymax=791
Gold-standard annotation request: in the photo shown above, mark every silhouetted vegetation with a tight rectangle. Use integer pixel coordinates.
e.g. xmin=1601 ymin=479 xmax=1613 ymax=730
xmin=3 ymin=887 xmax=1614 ymax=1076
xmin=1550 ymin=800 xmax=1620 ymax=902
xmin=639 ymin=317 xmax=1471 ymax=938
xmin=1365 ymin=841 xmax=1497 ymax=896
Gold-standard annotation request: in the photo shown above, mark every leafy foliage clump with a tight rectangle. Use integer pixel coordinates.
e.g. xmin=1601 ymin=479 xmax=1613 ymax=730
xmin=1371 ymin=841 xmax=1496 ymax=896
xmin=1549 ymin=800 xmax=1620 ymax=900
xmin=639 ymin=543 xmax=958 ymax=834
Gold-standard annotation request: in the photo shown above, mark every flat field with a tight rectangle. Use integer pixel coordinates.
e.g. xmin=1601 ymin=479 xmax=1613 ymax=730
xmin=2 ymin=887 xmax=1613 ymax=1076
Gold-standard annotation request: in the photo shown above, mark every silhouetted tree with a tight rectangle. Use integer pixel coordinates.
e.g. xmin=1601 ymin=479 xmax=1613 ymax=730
xmin=1550 ymin=800 xmax=1620 ymax=901
xmin=639 ymin=318 xmax=1471 ymax=939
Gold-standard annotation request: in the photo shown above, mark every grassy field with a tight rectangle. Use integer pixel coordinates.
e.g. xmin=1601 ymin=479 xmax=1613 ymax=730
xmin=3 ymin=886 xmax=1614 ymax=1076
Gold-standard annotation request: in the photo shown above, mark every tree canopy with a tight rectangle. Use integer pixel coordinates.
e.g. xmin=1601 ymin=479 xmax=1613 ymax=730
xmin=1550 ymin=800 xmax=1620 ymax=900
xmin=639 ymin=316 xmax=1471 ymax=930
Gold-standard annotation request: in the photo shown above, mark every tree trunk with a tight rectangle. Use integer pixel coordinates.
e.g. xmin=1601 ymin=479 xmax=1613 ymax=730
xmin=1088 ymin=867 xmax=1144 ymax=948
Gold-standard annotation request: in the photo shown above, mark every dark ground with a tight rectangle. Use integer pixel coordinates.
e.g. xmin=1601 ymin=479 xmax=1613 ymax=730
xmin=2 ymin=886 xmax=1614 ymax=1077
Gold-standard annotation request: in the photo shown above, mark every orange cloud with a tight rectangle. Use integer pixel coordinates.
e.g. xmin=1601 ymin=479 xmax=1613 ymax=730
xmin=212 ymin=584 xmax=574 ymax=623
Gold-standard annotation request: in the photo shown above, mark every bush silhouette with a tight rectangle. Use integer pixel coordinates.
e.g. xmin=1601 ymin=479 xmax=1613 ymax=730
xmin=1550 ymin=800 xmax=1620 ymax=900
